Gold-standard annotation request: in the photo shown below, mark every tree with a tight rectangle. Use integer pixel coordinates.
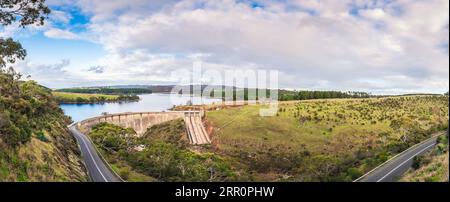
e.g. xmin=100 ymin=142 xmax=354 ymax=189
xmin=1 ymin=0 xmax=50 ymax=68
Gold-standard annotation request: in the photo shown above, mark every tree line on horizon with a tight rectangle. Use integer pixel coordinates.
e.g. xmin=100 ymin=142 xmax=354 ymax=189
xmin=278 ymin=90 xmax=371 ymax=101
xmin=206 ymin=88 xmax=372 ymax=101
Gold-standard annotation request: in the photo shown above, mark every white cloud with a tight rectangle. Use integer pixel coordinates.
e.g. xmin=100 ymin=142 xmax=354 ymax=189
xmin=44 ymin=28 xmax=80 ymax=40
xmin=359 ymin=8 xmax=386 ymax=20
xmin=49 ymin=10 xmax=73 ymax=24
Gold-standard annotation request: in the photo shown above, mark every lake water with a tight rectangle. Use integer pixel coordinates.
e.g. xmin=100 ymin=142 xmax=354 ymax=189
xmin=60 ymin=93 xmax=221 ymax=122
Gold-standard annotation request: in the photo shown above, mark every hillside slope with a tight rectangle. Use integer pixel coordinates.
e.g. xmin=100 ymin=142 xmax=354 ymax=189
xmin=205 ymin=96 xmax=449 ymax=181
xmin=0 ymin=71 xmax=88 ymax=181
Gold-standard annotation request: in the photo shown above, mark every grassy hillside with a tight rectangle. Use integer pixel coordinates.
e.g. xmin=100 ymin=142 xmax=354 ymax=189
xmin=401 ymin=134 xmax=449 ymax=182
xmin=1 ymin=72 xmax=88 ymax=181
xmin=205 ymin=96 xmax=449 ymax=181
xmin=53 ymin=92 xmax=139 ymax=104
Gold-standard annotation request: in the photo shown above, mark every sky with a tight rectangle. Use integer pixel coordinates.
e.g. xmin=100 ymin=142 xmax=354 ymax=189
xmin=1 ymin=0 xmax=448 ymax=94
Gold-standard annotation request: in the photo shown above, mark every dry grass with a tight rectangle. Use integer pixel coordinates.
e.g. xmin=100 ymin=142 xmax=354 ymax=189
xmin=401 ymin=152 xmax=449 ymax=182
xmin=203 ymin=96 xmax=449 ymax=181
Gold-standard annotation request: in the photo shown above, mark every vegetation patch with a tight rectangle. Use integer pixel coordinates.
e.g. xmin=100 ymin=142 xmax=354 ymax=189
xmin=52 ymin=92 xmax=139 ymax=104
xmin=205 ymin=96 xmax=449 ymax=181
xmin=88 ymin=120 xmax=238 ymax=182
xmin=401 ymin=133 xmax=449 ymax=182
xmin=1 ymin=71 xmax=88 ymax=181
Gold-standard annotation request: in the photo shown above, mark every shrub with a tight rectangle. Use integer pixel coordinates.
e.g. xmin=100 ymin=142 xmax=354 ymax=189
xmin=411 ymin=156 xmax=430 ymax=170
xmin=36 ymin=131 xmax=49 ymax=142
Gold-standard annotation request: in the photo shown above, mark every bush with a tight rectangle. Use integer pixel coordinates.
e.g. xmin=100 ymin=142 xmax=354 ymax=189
xmin=411 ymin=156 xmax=430 ymax=170
xmin=119 ymin=168 xmax=130 ymax=180
xmin=89 ymin=123 xmax=137 ymax=153
xmin=36 ymin=131 xmax=49 ymax=142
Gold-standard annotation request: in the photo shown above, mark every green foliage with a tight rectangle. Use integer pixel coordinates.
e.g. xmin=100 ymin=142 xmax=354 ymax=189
xmin=53 ymin=92 xmax=139 ymax=104
xmin=89 ymin=120 xmax=237 ymax=182
xmin=0 ymin=0 xmax=50 ymax=27
xmin=238 ymin=143 xmax=310 ymax=173
xmin=1 ymin=70 xmax=90 ymax=182
xmin=412 ymin=156 xmax=429 ymax=170
xmin=207 ymin=88 xmax=370 ymax=101
xmin=1 ymin=71 xmax=67 ymax=146
xmin=435 ymin=134 xmax=449 ymax=155
xmin=1 ymin=0 xmax=50 ymax=67
xmin=142 ymin=120 xmax=190 ymax=148
xmin=90 ymin=123 xmax=137 ymax=152
xmin=36 ymin=131 xmax=49 ymax=142
xmin=279 ymin=90 xmax=371 ymax=101
xmin=123 ymin=141 xmax=235 ymax=182
xmin=0 ymin=39 xmax=26 ymax=67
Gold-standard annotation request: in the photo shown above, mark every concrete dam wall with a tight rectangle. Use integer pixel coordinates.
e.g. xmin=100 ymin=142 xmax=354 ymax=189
xmin=77 ymin=111 xmax=211 ymax=145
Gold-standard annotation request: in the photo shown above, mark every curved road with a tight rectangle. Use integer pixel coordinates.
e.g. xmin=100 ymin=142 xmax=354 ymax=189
xmin=355 ymin=132 xmax=445 ymax=182
xmin=69 ymin=125 xmax=121 ymax=182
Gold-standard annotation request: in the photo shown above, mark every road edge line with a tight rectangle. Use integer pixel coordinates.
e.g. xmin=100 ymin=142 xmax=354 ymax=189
xmin=68 ymin=125 xmax=93 ymax=182
xmin=71 ymin=123 xmax=125 ymax=182
xmin=376 ymin=143 xmax=436 ymax=182
xmin=353 ymin=131 xmax=444 ymax=182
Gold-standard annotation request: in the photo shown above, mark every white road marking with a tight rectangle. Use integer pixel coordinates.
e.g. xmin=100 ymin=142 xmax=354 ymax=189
xmin=75 ymin=129 xmax=109 ymax=182
xmin=376 ymin=143 xmax=435 ymax=182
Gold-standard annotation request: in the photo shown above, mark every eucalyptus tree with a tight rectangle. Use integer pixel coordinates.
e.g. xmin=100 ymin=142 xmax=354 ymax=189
xmin=0 ymin=0 xmax=50 ymax=69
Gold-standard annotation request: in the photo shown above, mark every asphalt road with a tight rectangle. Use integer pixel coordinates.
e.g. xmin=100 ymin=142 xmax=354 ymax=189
xmin=355 ymin=133 xmax=444 ymax=182
xmin=69 ymin=125 xmax=121 ymax=182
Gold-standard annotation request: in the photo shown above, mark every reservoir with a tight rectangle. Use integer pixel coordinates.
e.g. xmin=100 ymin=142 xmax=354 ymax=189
xmin=60 ymin=93 xmax=220 ymax=122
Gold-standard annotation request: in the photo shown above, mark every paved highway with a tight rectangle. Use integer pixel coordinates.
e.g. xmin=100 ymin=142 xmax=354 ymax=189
xmin=355 ymin=132 xmax=444 ymax=182
xmin=69 ymin=125 xmax=121 ymax=182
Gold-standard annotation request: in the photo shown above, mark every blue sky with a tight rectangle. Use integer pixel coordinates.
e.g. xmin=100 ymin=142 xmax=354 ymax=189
xmin=21 ymin=33 xmax=104 ymax=65
xmin=2 ymin=0 xmax=449 ymax=94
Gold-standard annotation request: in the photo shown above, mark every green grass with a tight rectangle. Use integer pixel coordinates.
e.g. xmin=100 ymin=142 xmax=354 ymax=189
xmin=205 ymin=96 xmax=449 ymax=181
xmin=110 ymin=161 xmax=155 ymax=182
xmin=52 ymin=92 xmax=139 ymax=104
xmin=52 ymin=92 xmax=118 ymax=102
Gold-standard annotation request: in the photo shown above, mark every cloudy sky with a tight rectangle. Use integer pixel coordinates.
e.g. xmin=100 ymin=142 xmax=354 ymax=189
xmin=2 ymin=0 xmax=449 ymax=94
